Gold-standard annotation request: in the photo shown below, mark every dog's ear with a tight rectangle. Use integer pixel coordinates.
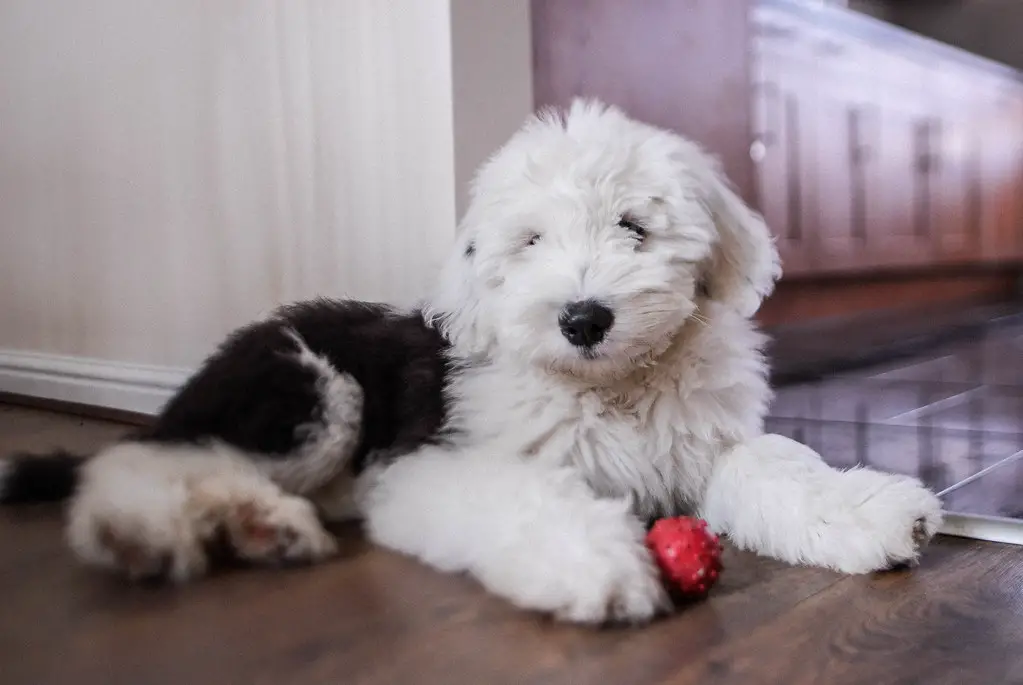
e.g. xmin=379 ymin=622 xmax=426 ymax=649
xmin=689 ymin=148 xmax=780 ymax=318
xmin=423 ymin=227 xmax=494 ymax=359
xmin=424 ymin=108 xmax=542 ymax=359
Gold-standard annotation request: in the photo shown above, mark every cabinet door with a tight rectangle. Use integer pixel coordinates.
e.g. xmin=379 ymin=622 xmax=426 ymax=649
xmin=864 ymin=58 xmax=934 ymax=269
xmin=1008 ymin=87 xmax=1023 ymax=260
xmin=751 ymin=36 xmax=815 ymax=275
xmin=810 ymin=72 xmax=860 ymax=272
xmin=979 ymin=83 xmax=1023 ymax=262
xmin=929 ymin=70 xmax=983 ymax=264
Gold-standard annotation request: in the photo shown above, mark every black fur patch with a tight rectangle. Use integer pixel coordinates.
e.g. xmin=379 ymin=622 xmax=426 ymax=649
xmin=0 ymin=451 xmax=82 ymax=503
xmin=143 ymin=298 xmax=453 ymax=473
xmin=0 ymin=299 xmax=454 ymax=506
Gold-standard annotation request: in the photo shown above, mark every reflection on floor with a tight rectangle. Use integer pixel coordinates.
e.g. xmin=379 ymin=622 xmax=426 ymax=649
xmin=768 ymin=324 xmax=1023 ymax=520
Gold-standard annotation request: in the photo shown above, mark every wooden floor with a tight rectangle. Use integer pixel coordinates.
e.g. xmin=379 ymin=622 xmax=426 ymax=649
xmin=2 ymin=404 xmax=1023 ymax=685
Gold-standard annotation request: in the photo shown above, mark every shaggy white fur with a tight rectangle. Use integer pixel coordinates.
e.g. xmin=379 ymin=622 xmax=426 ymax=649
xmin=57 ymin=99 xmax=942 ymax=623
xmin=363 ymin=100 xmax=942 ymax=622
xmin=69 ymin=441 xmax=337 ymax=582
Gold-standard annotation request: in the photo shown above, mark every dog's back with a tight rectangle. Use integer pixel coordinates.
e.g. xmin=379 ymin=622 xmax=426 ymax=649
xmin=147 ymin=298 xmax=452 ymax=473
xmin=0 ymin=298 xmax=452 ymax=504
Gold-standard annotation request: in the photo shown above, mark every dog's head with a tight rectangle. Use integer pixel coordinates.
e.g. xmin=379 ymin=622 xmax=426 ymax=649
xmin=427 ymin=100 xmax=780 ymax=379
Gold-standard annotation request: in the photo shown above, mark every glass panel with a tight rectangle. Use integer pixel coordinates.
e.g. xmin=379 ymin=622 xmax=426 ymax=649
xmin=767 ymin=323 xmax=1023 ymax=517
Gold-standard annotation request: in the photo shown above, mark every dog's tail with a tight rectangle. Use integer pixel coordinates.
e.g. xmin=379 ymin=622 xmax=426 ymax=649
xmin=0 ymin=450 xmax=85 ymax=504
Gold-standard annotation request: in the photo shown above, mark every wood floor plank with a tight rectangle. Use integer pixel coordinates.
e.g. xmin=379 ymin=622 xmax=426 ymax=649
xmin=0 ymin=404 xmax=130 ymax=454
xmin=661 ymin=537 xmax=1023 ymax=685
xmin=518 ymin=552 xmax=845 ymax=685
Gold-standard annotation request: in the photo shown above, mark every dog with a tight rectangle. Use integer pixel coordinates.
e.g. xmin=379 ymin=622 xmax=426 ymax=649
xmin=0 ymin=100 xmax=942 ymax=624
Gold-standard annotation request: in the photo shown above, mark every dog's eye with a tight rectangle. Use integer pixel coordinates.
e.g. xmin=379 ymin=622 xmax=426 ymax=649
xmin=618 ymin=216 xmax=646 ymax=240
xmin=526 ymin=233 xmax=542 ymax=247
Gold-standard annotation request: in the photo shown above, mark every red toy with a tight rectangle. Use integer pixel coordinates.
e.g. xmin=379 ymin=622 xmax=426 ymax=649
xmin=645 ymin=516 xmax=723 ymax=598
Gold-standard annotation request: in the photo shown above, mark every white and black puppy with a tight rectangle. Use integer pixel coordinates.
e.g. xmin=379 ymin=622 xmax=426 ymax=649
xmin=0 ymin=100 xmax=942 ymax=624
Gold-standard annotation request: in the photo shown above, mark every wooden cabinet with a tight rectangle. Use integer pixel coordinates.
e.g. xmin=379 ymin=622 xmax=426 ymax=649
xmin=865 ymin=66 xmax=933 ymax=269
xmin=978 ymin=83 xmax=1023 ymax=262
xmin=751 ymin=1 xmax=1023 ymax=276
xmin=928 ymin=67 xmax=981 ymax=264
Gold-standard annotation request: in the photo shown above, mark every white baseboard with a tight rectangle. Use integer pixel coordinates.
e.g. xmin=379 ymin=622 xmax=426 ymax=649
xmin=0 ymin=349 xmax=192 ymax=416
xmin=940 ymin=513 xmax=1023 ymax=546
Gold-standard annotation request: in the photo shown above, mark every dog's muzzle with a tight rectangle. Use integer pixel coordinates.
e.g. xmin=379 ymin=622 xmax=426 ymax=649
xmin=559 ymin=300 xmax=614 ymax=348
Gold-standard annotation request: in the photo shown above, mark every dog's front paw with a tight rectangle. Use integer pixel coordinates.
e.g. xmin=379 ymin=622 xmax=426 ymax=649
xmin=822 ymin=470 xmax=943 ymax=574
xmin=550 ymin=544 xmax=669 ymax=625
xmin=476 ymin=502 xmax=670 ymax=625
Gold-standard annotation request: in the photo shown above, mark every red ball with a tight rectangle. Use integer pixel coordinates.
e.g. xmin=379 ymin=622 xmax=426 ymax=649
xmin=645 ymin=516 xmax=723 ymax=598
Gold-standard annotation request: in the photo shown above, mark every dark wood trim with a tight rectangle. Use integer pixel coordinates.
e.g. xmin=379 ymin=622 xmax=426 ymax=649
xmin=0 ymin=392 xmax=153 ymax=427
xmin=758 ymin=269 xmax=1020 ymax=327
xmin=781 ymin=262 xmax=1023 ymax=283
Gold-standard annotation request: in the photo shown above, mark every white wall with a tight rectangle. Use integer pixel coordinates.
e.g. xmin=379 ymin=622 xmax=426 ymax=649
xmin=0 ymin=0 xmax=532 ymax=412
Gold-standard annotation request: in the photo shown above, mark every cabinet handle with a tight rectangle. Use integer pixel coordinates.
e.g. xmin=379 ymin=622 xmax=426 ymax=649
xmin=915 ymin=118 xmax=943 ymax=174
xmin=914 ymin=119 xmax=936 ymax=174
xmin=751 ymin=81 xmax=779 ymax=164
xmin=848 ymin=107 xmax=871 ymax=165
xmin=785 ymin=94 xmax=802 ymax=242
xmin=848 ymin=107 xmax=868 ymax=242
xmin=750 ymin=140 xmax=767 ymax=163
xmin=930 ymin=119 xmax=943 ymax=172
xmin=751 ymin=133 xmax=777 ymax=162
xmin=913 ymin=119 xmax=933 ymax=238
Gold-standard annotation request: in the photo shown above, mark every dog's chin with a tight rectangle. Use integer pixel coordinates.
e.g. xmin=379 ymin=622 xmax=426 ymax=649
xmin=508 ymin=313 xmax=692 ymax=383
xmin=536 ymin=339 xmax=667 ymax=384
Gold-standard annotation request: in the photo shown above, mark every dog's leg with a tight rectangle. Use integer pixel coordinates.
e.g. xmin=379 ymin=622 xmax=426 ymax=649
xmin=359 ymin=445 xmax=669 ymax=624
xmin=259 ymin=332 xmax=365 ymax=496
xmin=68 ymin=441 xmax=337 ymax=582
xmin=699 ymin=434 xmax=943 ymax=574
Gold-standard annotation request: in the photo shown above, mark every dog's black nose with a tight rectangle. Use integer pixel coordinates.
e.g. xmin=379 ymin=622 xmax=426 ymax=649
xmin=559 ymin=301 xmax=614 ymax=348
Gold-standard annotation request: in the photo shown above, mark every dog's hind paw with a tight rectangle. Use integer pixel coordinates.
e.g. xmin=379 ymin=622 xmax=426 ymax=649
xmin=66 ymin=441 xmax=337 ymax=582
xmin=92 ymin=521 xmax=208 ymax=583
xmin=223 ymin=495 xmax=338 ymax=567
